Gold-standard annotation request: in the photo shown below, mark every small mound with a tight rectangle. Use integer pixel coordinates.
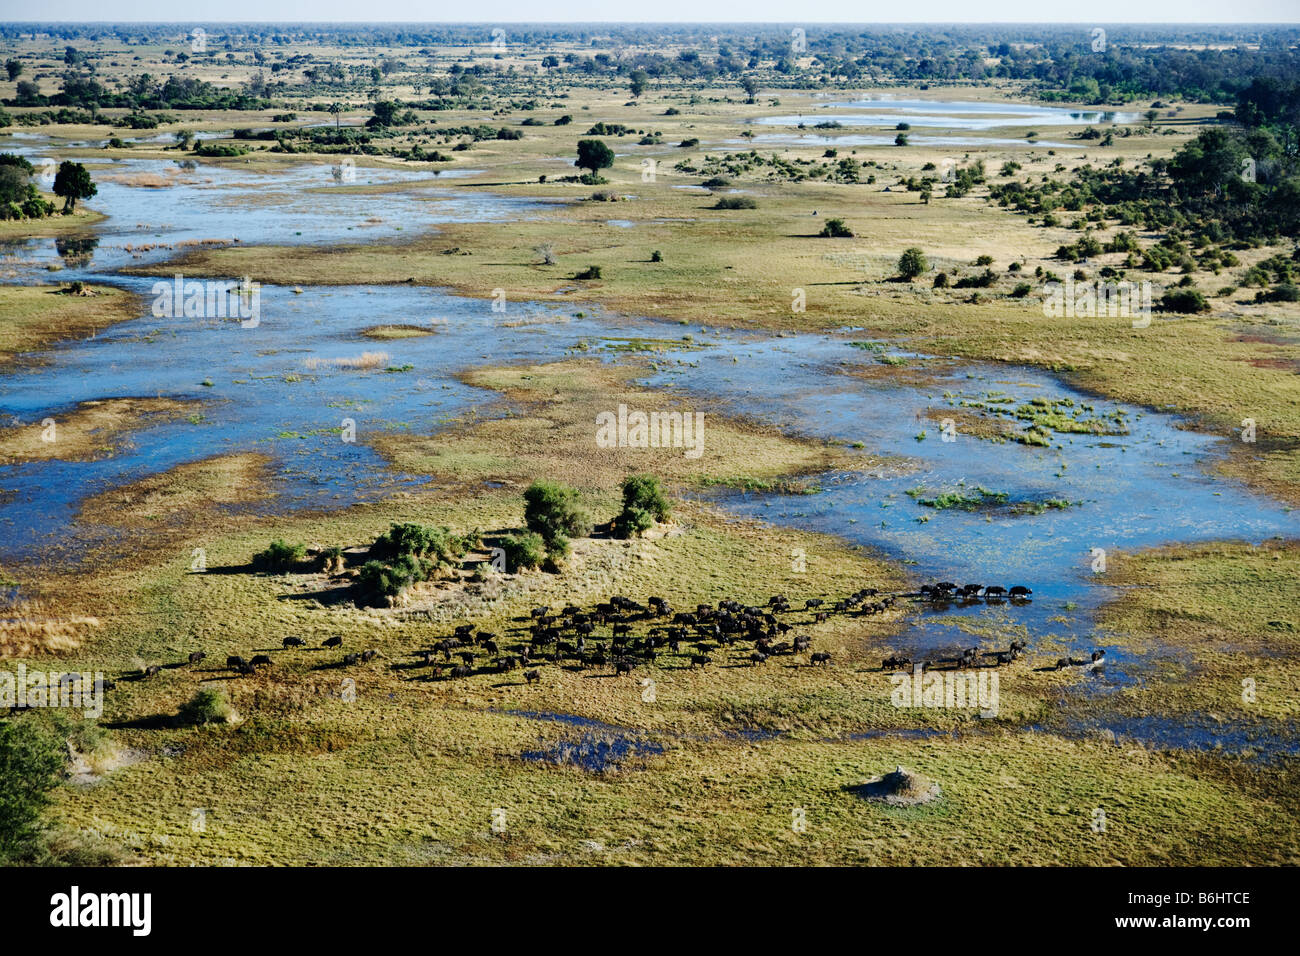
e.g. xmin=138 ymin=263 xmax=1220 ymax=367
xmin=851 ymin=765 xmax=941 ymax=806
xmin=360 ymin=324 xmax=435 ymax=340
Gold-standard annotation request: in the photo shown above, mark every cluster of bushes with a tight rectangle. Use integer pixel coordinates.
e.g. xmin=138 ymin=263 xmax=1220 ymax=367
xmin=505 ymin=474 xmax=672 ymax=569
xmin=953 ymin=269 xmax=999 ymax=289
xmin=714 ymin=196 xmax=757 ymax=210
xmin=249 ymin=476 xmax=674 ymax=590
xmin=194 ymin=143 xmax=249 ymax=157
xmin=356 ymin=522 xmax=476 ymax=601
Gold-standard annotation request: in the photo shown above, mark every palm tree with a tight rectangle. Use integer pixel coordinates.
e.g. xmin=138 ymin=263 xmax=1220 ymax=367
xmin=328 ymin=102 xmax=343 ymax=129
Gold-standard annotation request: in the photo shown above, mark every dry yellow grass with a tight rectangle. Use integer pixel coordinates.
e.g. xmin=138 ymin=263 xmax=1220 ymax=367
xmin=0 ymin=599 xmax=101 ymax=658
xmin=0 ymin=284 xmax=140 ymax=370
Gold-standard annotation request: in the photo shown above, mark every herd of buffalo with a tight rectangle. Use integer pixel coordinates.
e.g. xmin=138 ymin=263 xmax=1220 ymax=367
xmin=112 ymin=579 xmax=1107 ymax=689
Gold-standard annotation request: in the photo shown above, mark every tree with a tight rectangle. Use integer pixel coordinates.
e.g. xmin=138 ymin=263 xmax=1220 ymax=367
xmin=898 ymin=247 xmax=928 ymax=280
xmin=328 ymin=102 xmax=343 ymax=129
xmin=0 ymin=720 xmax=65 ymax=863
xmin=523 ymin=480 xmax=591 ymax=552
xmin=576 ymin=139 xmax=614 ymax=176
xmin=628 ymin=69 xmax=648 ymax=98
xmin=51 ymin=161 xmax=95 ymax=213
xmin=368 ymin=100 xmax=400 ymax=127
xmin=740 ymin=75 xmax=760 ymax=103
xmin=14 ymin=81 xmax=41 ymax=106
xmin=613 ymin=474 xmax=671 ymax=538
xmin=4 ymin=59 xmax=20 ymax=81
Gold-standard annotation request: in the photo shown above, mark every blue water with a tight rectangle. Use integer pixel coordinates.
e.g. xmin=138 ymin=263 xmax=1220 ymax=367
xmin=0 ymin=145 xmax=549 ymax=281
xmin=729 ymin=133 xmax=1082 ymax=150
xmin=758 ymin=98 xmax=1140 ymax=130
xmin=645 ymin=334 xmax=1297 ymax=654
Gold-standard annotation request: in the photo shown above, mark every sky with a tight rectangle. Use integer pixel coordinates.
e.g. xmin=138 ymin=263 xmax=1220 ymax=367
xmin=6 ymin=2 xmax=1299 ymax=24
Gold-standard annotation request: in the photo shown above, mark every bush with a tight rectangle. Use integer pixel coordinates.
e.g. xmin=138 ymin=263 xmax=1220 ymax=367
xmin=574 ymin=265 xmax=603 ymax=280
xmin=933 ymin=272 xmax=949 ymax=288
xmin=612 ymin=506 xmax=655 ymax=539
xmin=819 ymin=218 xmax=853 ymax=238
xmin=251 ymin=538 xmax=305 ymax=572
xmin=1257 ymin=283 xmax=1300 ymax=303
xmin=369 ymin=522 xmax=464 ymax=567
xmin=0 ymin=719 xmax=65 ymax=863
xmin=357 ymin=553 xmax=433 ymax=599
xmin=1010 ymin=282 xmax=1033 ymax=298
xmin=898 ymin=247 xmax=928 ymax=280
xmin=650 ymin=249 xmax=663 ymax=262
xmin=500 ymin=532 xmax=546 ymax=571
xmin=613 ymin=474 xmax=670 ymax=538
xmin=177 ymin=688 xmax=233 ymax=726
xmin=1160 ymin=288 xmax=1211 ymax=313
xmin=523 ymin=480 xmax=591 ymax=551
xmin=955 ymin=269 xmax=998 ymax=289
xmin=714 ymin=196 xmax=757 ymax=210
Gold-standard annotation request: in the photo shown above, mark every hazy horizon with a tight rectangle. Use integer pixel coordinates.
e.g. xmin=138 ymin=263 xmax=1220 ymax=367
xmin=4 ymin=3 xmax=1298 ymax=26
